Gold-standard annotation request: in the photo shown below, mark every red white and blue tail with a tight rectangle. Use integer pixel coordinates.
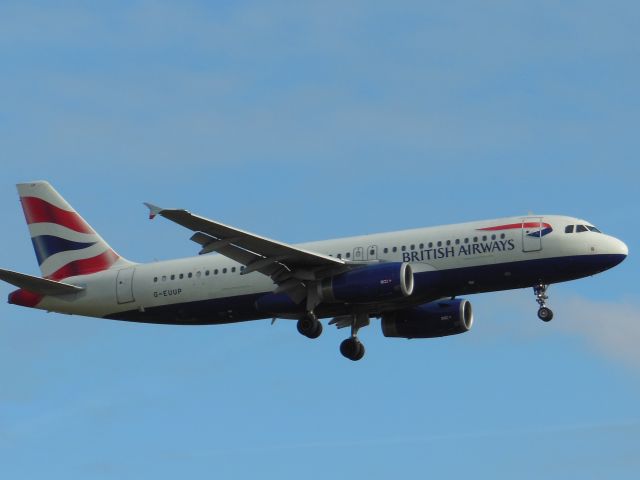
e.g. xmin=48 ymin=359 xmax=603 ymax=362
xmin=17 ymin=181 xmax=131 ymax=280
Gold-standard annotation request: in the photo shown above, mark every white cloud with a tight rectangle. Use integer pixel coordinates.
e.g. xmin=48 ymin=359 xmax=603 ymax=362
xmin=472 ymin=291 xmax=640 ymax=371
xmin=555 ymin=296 xmax=640 ymax=370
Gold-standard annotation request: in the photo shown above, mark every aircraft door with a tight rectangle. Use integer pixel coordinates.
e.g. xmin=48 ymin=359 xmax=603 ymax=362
xmin=353 ymin=247 xmax=364 ymax=261
xmin=522 ymin=217 xmax=543 ymax=252
xmin=116 ymin=267 xmax=136 ymax=304
xmin=367 ymin=245 xmax=378 ymax=260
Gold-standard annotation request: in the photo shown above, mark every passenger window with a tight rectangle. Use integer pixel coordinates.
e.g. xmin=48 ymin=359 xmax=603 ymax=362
xmin=153 ymin=277 xmax=158 ymax=283
xmin=170 ymin=274 xmax=175 ymax=280
xmin=410 ymin=244 xmax=415 ymax=250
xmin=223 ymin=268 xmax=227 ymax=274
xmin=428 ymin=242 xmax=433 ymax=248
xmin=437 ymin=241 xmax=442 ymax=247
xmin=565 ymin=225 xmax=574 ymax=233
xmin=337 ymin=254 xmax=342 ymax=259
xmin=482 ymin=236 xmax=487 ymax=241
xmin=446 ymin=240 xmax=451 ymax=246
xmin=464 ymin=238 xmax=469 ymax=244
xmin=500 ymin=233 xmax=506 ymax=239
xmin=383 ymin=248 xmax=388 ymax=254
xmin=576 ymin=225 xmax=588 ymax=233
xmin=188 ymin=273 xmax=193 ymax=278
xmin=231 ymin=267 xmax=236 ymax=273
xmin=473 ymin=237 xmax=478 ymax=242
xmin=179 ymin=274 xmax=184 ymax=279
xmin=455 ymin=239 xmax=460 ymax=245
xmin=369 ymin=249 xmax=375 ymax=256
xmin=162 ymin=275 xmax=167 ymax=282
xmin=214 ymin=269 xmax=219 ymax=275
xmin=346 ymin=252 xmax=351 ymax=259
xmin=205 ymin=270 xmax=210 ymax=276
xmin=401 ymin=246 xmax=406 ymax=252
xmin=392 ymin=247 xmax=397 ymax=253
xmin=419 ymin=243 xmax=424 ymax=249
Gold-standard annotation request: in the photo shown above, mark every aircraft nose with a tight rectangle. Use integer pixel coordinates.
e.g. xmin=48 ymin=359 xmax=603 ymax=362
xmin=610 ymin=237 xmax=629 ymax=257
xmin=602 ymin=236 xmax=628 ymax=269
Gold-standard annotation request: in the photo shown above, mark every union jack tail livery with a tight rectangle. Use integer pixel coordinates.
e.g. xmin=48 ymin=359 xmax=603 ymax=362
xmin=17 ymin=181 xmax=130 ymax=280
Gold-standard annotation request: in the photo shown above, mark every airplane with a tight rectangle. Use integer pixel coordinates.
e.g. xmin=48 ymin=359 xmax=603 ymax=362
xmin=0 ymin=181 xmax=629 ymax=361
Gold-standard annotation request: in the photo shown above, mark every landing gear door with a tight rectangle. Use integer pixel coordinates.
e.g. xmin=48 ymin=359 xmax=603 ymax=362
xmin=522 ymin=217 xmax=543 ymax=252
xmin=116 ymin=267 xmax=136 ymax=304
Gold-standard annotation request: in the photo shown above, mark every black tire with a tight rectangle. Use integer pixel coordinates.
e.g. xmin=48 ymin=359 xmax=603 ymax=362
xmin=340 ymin=338 xmax=365 ymax=361
xmin=308 ymin=320 xmax=323 ymax=339
xmin=297 ymin=316 xmax=322 ymax=338
xmin=538 ymin=307 xmax=554 ymax=322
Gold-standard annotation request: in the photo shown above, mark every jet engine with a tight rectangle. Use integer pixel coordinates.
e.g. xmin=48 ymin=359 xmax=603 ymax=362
xmin=320 ymin=262 xmax=414 ymax=303
xmin=381 ymin=299 xmax=473 ymax=339
xmin=255 ymin=262 xmax=414 ymax=314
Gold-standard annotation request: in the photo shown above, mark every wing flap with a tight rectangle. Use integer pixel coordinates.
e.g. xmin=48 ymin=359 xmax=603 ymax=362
xmin=0 ymin=268 xmax=84 ymax=296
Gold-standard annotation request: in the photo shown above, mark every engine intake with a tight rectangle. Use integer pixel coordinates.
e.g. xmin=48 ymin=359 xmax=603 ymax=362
xmin=321 ymin=262 xmax=414 ymax=303
xmin=381 ymin=299 xmax=473 ymax=339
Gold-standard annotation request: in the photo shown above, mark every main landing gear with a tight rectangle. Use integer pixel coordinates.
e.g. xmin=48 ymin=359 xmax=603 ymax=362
xmin=296 ymin=311 xmax=370 ymax=361
xmin=297 ymin=312 xmax=323 ymax=339
xmin=339 ymin=313 xmax=369 ymax=361
xmin=533 ymin=284 xmax=554 ymax=322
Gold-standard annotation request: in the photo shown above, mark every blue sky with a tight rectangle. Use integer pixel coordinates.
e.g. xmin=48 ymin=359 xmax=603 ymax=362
xmin=1 ymin=1 xmax=639 ymax=478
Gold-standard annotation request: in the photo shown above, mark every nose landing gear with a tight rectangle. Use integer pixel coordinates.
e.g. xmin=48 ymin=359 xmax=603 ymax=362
xmin=534 ymin=284 xmax=554 ymax=322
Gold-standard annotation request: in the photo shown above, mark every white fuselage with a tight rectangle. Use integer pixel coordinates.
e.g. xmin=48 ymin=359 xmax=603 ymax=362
xmin=32 ymin=215 xmax=627 ymax=324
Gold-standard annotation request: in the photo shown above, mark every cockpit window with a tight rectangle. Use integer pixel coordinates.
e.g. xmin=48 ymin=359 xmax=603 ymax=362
xmin=565 ymin=225 xmax=574 ymax=233
xmin=576 ymin=225 xmax=588 ymax=233
xmin=586 ymin=226 xmax=602 ymax=233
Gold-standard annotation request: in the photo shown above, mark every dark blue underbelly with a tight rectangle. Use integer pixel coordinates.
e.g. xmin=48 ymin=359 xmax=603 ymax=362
xmin=104 ymin=254 xmax=625 ymax=325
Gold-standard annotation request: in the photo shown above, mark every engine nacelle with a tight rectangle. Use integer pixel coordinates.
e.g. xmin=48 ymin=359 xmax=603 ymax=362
xmin=381 ymin=299 xmax=474 ymax=339
xmin=321 ymin=262 xmax=414 ymax=303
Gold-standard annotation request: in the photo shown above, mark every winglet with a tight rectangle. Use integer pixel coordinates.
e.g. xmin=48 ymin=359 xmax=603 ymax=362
xmin=144 ymin=202 xmax=163 ymax=220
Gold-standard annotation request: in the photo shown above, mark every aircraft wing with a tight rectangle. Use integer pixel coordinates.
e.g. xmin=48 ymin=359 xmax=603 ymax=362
xmin=145 ymin=204 xmax=347 ymax=301
xmin=0 ymin=268 xmax=84 ymax=295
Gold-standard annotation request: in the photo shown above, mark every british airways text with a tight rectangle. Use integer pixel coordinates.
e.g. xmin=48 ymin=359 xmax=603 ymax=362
xmin=402 ymin=238 xmax=516 ymax=262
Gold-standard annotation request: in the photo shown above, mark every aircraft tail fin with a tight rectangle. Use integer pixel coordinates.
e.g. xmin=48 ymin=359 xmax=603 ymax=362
xmin=16 ymin=181 xmax=131 ymax=280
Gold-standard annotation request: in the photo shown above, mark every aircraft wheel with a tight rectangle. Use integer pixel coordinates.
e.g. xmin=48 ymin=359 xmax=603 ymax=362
xmin=340 ymin=338 xmax=365 ymax=361
xmin=538 ymin=307 xmax=554 ymax=322
xmin=297 ymin=316 xmax=322 ymax=339
xmin=308 ymin=320 xmax=323 ymax=339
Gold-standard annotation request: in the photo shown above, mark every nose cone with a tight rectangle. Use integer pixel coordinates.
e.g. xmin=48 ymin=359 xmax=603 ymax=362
xmin=602 ymin=236 xmax=628 ymax=269
xmin=615 ymin=238 xmax=629 ymax=257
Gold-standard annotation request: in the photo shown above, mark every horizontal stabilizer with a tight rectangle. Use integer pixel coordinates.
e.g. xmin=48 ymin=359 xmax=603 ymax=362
xmin=0 ymin=268 xmax=84 ymax=295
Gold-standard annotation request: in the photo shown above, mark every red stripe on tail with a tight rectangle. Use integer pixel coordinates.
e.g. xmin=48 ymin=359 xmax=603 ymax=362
xmin=8 ymin=289 xmax=43 ymax=308
xmin=48 ymin=250 xmax=120 ymax=281
xmin=21 ymin=196 xmax=94 ymax=234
